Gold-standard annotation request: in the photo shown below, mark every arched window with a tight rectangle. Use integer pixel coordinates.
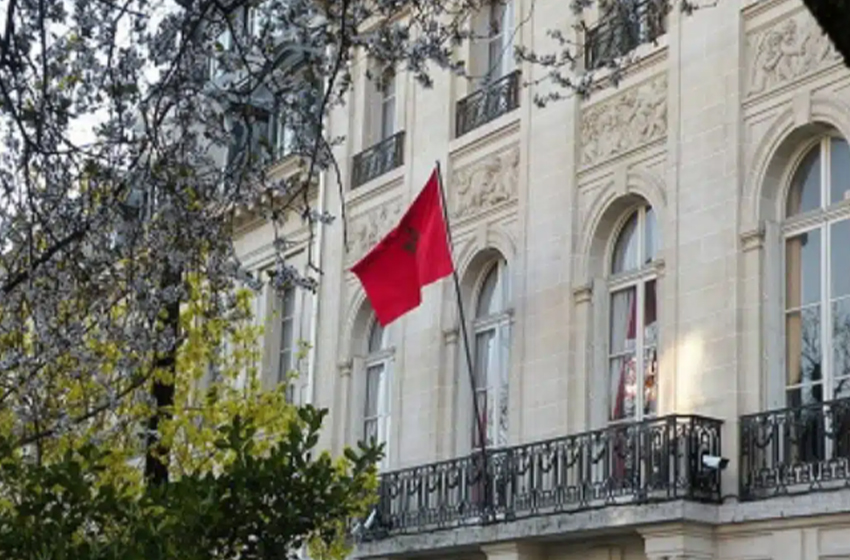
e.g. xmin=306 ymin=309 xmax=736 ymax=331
xmin=472 ymin=258 xmax=511 ymax=448
xmin=783 ymin=136 xmax=850 ymax=412
xmin=608 ymin=204 xmax=659 ymax=423
xmin=364 ymin=317 xmax=392 ymax=466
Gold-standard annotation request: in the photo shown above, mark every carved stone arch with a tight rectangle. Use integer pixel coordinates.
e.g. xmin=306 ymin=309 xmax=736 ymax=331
xmin=744 ymin=93 xmax=850 ymax=228
xmin=454 ymin=223 xmax=517 ymax=282
xmin=448 ymin=224 xmax=517 ymax=328
xmin=340 ymin=285 xmax=373 ymax=362
xmin=576 ymin=168 xmax=666 ymax=284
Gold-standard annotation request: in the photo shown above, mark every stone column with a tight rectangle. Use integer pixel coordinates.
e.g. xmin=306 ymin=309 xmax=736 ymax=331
xmin=736 ymin=226 xmax=765 ymax=496
xmin=640 ymin=523 xmax=715 ymax=560
xmin=482 ymin=542 xmax=542 ymax=560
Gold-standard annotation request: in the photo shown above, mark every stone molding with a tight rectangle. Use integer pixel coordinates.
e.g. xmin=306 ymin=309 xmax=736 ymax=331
xmin=746 ymin=10 xmax=841 ymax=99
xmin=347 ymin=199 xmax=403 ymax=262
xmin=451 ymin=144 xmax=520 ymax=220
xmin=580 ymin=74 xmax=668 ymax=169
xmin=741 ymin=226 xmax=766 ymax=252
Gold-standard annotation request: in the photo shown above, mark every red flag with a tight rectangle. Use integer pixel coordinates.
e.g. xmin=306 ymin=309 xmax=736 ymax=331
xmin=352 ymin=169 xmax=454 ymax=326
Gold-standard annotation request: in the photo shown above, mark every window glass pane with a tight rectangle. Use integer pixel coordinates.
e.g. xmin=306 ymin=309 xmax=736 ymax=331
xmin=489 ymin=1 xmax=505 ymax=36
xmin=364 ymin=418 xmax=378 ymax=442
xmin=836 ymin=378 xmax=850 ymax=400
xmin=609 ymin=355 xmax=637 ymax=421
xmin=498 ymin=379 xmax=508 ymax=447
xmin=609 ymin=287 xmax=637 ymax=354
xmin=644 ymin=279 xmax=657 ymax=346
xmin=381 ymin=96 xmax=395 ymax=140
xmin=830 ymin=138 xmax=850 ymax=205
xmin=786 ymin=384 xmax=823 ymax=409
xmin=476 ymin=265 xmax=502 ymax=318
xmin=368 ymin=320 xmax=385 ymax=353
xmin=785 ymin=230 xmax=821 ymax=310
xmin=644 ymin=206 xmax=658 ymax=264
xmin=787 ymin=145 xmax=822 ymax=217
xmin=473 ymin=391 xmax=488 ymax=447
xmin=278 ymin=349 xmax=292 ymax=382
xmin=832 ymin=220 xmax=850 ymax=299
xmin=365 ymin=364 xmax=383 ymax=417
xmin=474 ymin=329 xmax=495 ymax=389
xmin=281 ymin=287 xmax=295 ymax=317
xmin=612 ymin=211 xmax=639 ymax=274
xmin=833 ymin=298 xmax=850 ymax=388
xmin=785 ymin=307 xmax=822 ymax=388
xmin=643 ymin=347 xmax=658 ymax=416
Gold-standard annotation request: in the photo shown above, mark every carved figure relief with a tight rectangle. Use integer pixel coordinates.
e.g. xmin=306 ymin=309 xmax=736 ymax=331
xmin=452 ymin=145 xmax=520 ymax=219
xmin=748 ymin=12 xmax=840 ymax=97
xmin=348 ymin=200 xmax=402 ymax=261
xmin=580 ymin=75 xmax=668 ymax=168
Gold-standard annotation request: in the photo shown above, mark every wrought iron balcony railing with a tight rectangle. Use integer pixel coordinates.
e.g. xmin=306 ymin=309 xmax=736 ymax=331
xmin=362 ymin=414 xmax=722 ymax=540
xmin=455 ymin=70 xmax=521 ymax=138
xmin=351 ymin=131 xmax=405 ymax=189
xmin=740 ymin=397 xmax=850 ymax=500
xmin=584 ymin=0 xmax=668 ymax=71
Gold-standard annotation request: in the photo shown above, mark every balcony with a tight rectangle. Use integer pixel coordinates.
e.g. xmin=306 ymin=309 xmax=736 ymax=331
xmin=455 ymin=70 xmax=521 ymax=138
xmin=740 ymin=397 xmax=850 ymax=500
xmin=363 ymin=414 xmax=722 ymax=540
xmin=584 ymin=0 xmax=668 ymax=71
xmin=351 ymin=131 xmax=405 ymax=189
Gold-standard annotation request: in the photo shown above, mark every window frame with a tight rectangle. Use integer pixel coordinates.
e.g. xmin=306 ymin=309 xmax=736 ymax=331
xmin=363 ymin=317 xmax=393 ymax=469
xmin=471 ymin=258 xmax=512 ymax=449
xmin=468 ymin=0 xmax=515 ymax=88
xmin=378 ymin=69 xmax=397 ymax=142
xmin=277 ymin=286 xmax=298 ymax=401
xmin=606 ymin=204 xmax=659 ymax=425
xmin=781 ymin=135 xmax=850 ymax=408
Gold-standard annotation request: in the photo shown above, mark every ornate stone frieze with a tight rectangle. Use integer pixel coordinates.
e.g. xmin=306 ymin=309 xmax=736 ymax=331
xmin=579 ymin=75 xmax=667 ymax=168
xmin=347 ymin=199 xmax=402 ymax=261
xmin=452 ymin=145 xmax=520 ymax=219
xmin=747 ymin=12 xmax=841 ymax=97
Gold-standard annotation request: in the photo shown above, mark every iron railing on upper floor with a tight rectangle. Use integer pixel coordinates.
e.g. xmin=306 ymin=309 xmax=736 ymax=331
xmin=584 ymin=0 xmax=668 ymax=71
xmin=740 ymin=396 xmax=850 ymax=500
xmin=455 ymin=70 xmax=521 ymax=138
xmin=361 ymin=414 xmax=723 ymax=540
xmin=351 ymin=131 xmax=406 ymax=189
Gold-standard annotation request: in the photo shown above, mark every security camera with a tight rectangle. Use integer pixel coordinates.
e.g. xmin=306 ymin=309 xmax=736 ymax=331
xmin=701 ymin=453 xmax=729 ymax=470
xmin=363 ymin=509 xmax=377 ymax=530
xmin=350 ymin=509 xmax=378 ymax=538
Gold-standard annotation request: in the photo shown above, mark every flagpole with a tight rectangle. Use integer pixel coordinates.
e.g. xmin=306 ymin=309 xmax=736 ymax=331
xmin=433 ymin=160 xmax=491 ymax=517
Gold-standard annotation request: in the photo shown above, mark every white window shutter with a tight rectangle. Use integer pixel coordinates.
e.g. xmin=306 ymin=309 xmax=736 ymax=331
xmin=764 ymin=220 xmax=784 ymax=410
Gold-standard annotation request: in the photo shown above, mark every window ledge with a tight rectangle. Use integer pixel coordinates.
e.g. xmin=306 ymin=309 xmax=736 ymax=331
xmin=448 ymin=109 xmax=520 ymax=159
xmin=345 ymin=166 xmax=405 ymax=205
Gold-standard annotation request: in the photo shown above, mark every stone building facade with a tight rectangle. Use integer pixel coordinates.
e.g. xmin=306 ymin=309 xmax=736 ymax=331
xmin=234 ymin=1 xmax=850 ymax=560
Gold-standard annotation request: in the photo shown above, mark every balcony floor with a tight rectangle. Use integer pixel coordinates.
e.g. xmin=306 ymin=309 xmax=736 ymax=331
xmin=354 ymin=490 xmax=850 ymax=558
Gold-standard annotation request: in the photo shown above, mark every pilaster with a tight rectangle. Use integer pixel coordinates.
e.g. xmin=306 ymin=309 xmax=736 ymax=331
xmin=640 ymin=523 xmax=716 ymax=560
xmin=481 ymin=542 xmax=542 ymax=560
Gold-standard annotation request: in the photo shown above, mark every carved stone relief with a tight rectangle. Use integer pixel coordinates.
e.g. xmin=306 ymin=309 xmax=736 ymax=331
xmin=347 ymin=199 xmax=402 ymax=261
xmin=580 ymin=75 xmax=668 ymax=168
xmin=452 ymin=144 xmax=520 ymax=219
xmin=747 ymin=11 xmax=841 ymax=97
